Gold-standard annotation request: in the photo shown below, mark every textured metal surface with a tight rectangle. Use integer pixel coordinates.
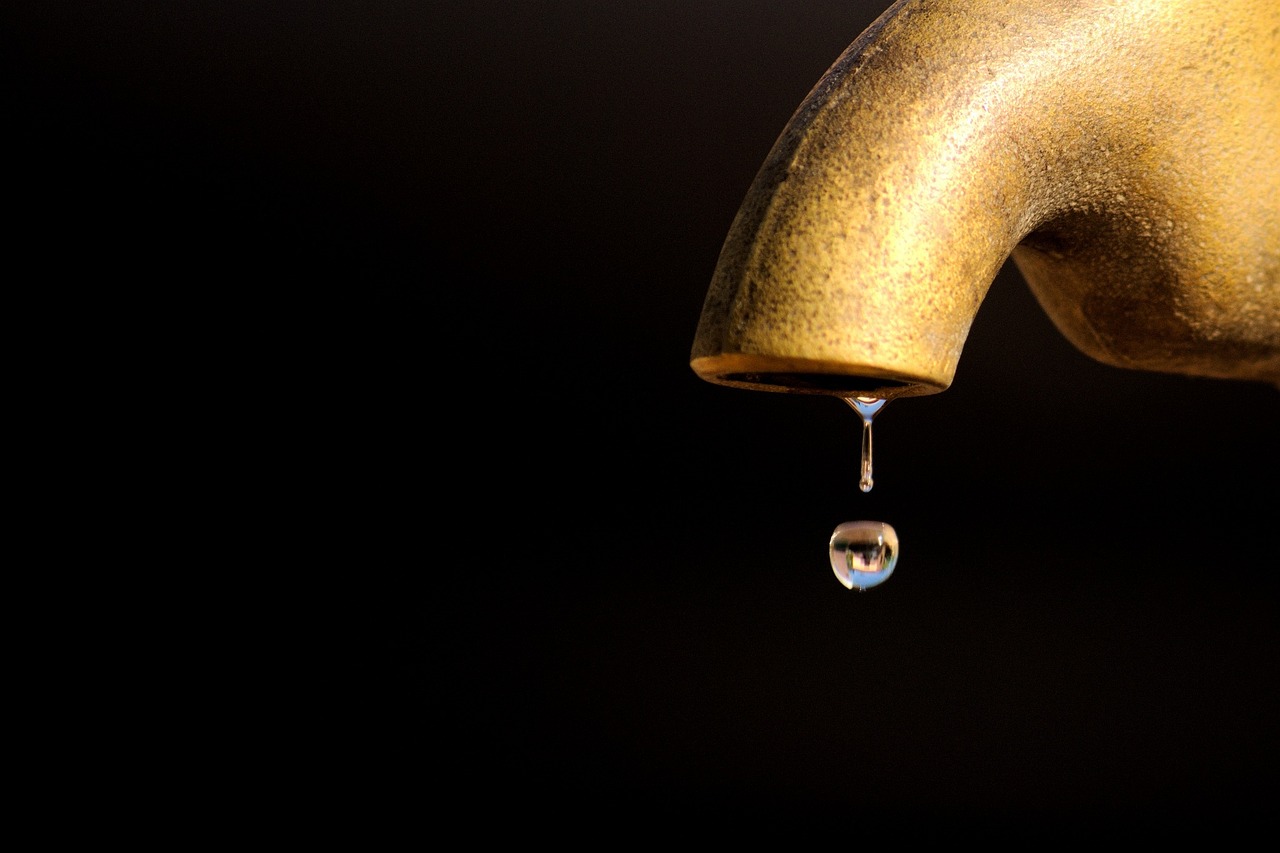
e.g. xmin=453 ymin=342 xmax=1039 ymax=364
xmin=691 ymin=0 xmax=1280 ymax=398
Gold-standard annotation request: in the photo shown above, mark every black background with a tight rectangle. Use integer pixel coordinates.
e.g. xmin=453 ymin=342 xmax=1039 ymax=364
xmin=11 ymin=1 xmax=1278 ymax=834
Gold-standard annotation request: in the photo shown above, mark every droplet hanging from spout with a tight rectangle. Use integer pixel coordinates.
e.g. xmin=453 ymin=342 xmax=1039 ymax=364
xmin=845 ymin=395 xmax=886 ymax=492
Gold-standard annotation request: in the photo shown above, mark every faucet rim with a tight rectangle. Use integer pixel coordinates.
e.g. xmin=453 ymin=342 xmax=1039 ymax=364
xmin=690 ymin=353 xmax=947 ymax=400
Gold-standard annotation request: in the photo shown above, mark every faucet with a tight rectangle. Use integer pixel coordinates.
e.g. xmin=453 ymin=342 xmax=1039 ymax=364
xmin=690 ymin=0 xmax=1279 ymax=400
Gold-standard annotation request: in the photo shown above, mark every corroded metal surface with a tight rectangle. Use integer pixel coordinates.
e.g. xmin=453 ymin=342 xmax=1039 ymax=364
xmin=691 ymin=0 xmax=1280 ymax=398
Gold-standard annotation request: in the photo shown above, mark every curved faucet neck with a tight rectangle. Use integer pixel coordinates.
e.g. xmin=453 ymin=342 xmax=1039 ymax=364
xmin=691 ymin=0 xmax=1280 ymax=397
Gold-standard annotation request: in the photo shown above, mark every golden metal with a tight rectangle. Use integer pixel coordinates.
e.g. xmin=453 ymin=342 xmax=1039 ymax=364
xmin=691 ymin=0 xmax=1280 ymax=399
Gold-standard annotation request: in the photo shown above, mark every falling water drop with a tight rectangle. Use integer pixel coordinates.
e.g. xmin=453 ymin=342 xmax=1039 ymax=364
xmin=829 ymin=520 xmax=899 ymax=590
xmin=830 ymin=398 xmax=899 ymax=589
xmin=844 ymin=396 xmax=886 ymax=492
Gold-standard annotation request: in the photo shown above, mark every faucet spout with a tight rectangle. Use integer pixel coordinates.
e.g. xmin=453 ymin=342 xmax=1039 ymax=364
xmin=691 ymin=0 xmax=1280 ymax=399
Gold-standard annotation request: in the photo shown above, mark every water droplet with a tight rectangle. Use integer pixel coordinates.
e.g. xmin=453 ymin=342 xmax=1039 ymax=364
xmin=844 ymin=396 xmax=886 ymax=492
xmin=829 ymin=520 xmax=898 ymax=590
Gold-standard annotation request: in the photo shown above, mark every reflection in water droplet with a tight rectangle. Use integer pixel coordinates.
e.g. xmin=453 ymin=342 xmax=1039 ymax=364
xmin=844 ymin=396 xmax=886 ymax=492
xmin=829 ymin=520 xmax=898 ymax=590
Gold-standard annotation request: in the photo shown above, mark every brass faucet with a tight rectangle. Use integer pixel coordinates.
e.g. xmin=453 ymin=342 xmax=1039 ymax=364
xmin=690 ymin=0 xmax=1279 ymax=400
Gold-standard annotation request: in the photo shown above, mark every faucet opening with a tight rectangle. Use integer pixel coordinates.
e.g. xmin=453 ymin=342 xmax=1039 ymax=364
xmin=690 ymin=352 xmax=937 ymax=399
xmin=723 ymin=373 xmax=910 ymax=395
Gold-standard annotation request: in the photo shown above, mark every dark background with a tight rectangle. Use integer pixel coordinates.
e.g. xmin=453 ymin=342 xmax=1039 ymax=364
xmin=11 ymin=1 xmax=1278 ymax=832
